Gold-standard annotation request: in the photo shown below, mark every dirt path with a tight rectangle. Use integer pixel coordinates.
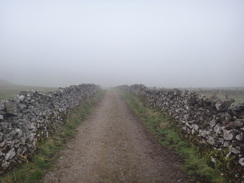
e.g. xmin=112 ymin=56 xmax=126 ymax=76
xmin=41 ymin=90 xmax=193 ymax=183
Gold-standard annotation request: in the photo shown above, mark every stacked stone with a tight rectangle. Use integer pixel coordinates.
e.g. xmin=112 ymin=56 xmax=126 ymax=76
xmin=0 ymin=84 xmax=100 ymax=174
xmin=129 ymin=84 xmax=244 ymax=180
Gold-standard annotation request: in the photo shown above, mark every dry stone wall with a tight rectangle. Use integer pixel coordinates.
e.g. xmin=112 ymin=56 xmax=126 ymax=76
xmin=0 ymin=84 xmax=100 ymax=174
xmin=128 ymin=84 xmax=244 ymax=181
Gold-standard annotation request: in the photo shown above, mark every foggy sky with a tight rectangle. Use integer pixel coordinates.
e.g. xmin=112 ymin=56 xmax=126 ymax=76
xmin=0 ymin=0 xmax=244 ymax=88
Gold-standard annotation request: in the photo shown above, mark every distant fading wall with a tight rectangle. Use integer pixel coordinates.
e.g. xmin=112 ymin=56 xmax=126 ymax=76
xmin=0 ymin=84 xmax=101 ymax=174
xmin=126 ymin=84 xmax=244 ymax=181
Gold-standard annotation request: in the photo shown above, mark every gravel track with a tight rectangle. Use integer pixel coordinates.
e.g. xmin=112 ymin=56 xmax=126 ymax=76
xmin=41 ymin=90 xmax=193 ymax=183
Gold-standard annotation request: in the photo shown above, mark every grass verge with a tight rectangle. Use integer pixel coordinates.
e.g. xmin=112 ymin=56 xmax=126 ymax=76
xmin=0 ymin=91 xmax=104 ymax=183
xmin=123 ymin=92 xmax=226 ymax=183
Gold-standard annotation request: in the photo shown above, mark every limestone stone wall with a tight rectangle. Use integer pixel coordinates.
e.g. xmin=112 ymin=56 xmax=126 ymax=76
xmin=0 ymin=84 xmax=100 ymax=174
xmin=128 ymin=84 xmax=244 ymax=180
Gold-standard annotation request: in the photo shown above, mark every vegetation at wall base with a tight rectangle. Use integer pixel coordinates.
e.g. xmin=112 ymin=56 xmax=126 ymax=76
xmin=0 ymin=91 xmax=104 ymax=183
xmin=123 ymin=92 xmax=227 ymax=183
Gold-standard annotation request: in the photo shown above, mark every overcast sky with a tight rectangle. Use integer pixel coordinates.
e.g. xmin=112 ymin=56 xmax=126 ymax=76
xmin=0 ymin=0 xmax=243 ymax=88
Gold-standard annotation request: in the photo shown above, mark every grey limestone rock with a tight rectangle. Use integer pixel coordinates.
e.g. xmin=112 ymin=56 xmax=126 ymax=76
xmin=207 ymin=136 xmax=215 ymax=145
xmin=17 ymin=94 xmax=25 ymax=101
xmin=128 ymin=84 xmax=244 ymax=179
xmin=236 ymin=133 xmax=243 ymax=141
xmin=215 ymin=99 xmax=234 ymax=112
xmin=5 ymin=148 xmax=16 ymax=161
xmin=0 ymin=102 xmax=5 ymax=111
xmin=229 ymin=103 xmax=244 ymax=119
xmin=230 ymin=146 xmax=240 ymax=154
xmin=0 ymin=132 xmax=3 ymax=141
xmin=239 ymin=158 xmax=244 ymax=166
xmin=0 ymin=115 xmax=3 ymax=121
xmin=223 ymin=130 xmax=235 ymax=141
xmin=0 ymin=84 xmax=100 ymax=174
xmin=213 ymin=124 xmax=222 ymax=134
xmin=1 ymin=161 xmax=10 ymax=169
xmin=210 ymin=120 xmax=217 ymax=128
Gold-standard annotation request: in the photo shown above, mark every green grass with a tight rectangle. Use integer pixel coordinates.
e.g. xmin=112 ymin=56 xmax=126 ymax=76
xmin=0 ymin=85 xmax=57 ymax=100
xmin=221 ymin=94 xmax=244 ymax=103
xmin=0 ymin=91 xmax=104 ymax=183
xmin=197 ymin=92 xmax=244 ymax=104
xmin=123 ymin=92 xmax=226 ymax=183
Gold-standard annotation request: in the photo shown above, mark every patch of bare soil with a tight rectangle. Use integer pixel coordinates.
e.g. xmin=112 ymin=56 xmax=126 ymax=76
xmin=41 ymin=90 xmax=194 ymax=183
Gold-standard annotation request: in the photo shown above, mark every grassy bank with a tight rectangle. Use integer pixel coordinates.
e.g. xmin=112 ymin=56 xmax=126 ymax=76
xmin=123 ymin=92 xmax=225 ymax=183
xmin=0 ymin=91 xmax=104 ymax=183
